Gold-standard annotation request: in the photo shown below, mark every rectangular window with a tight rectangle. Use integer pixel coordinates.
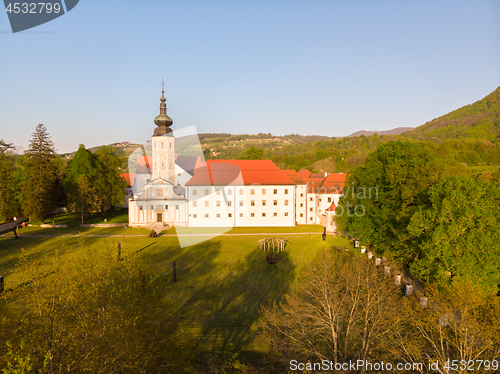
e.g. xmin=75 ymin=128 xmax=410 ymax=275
xmin=251 ymin=213 xmax=255 ymax=217
xmin=251 ymin=200 xmax=255 ymax=206
xmin=262 ymin=213 xmax=266 ymax=217
xmin=262 ymin=189 xmax=266 ymax=195
xmin=300 ymin=193 xmax=304 ymax=197
xmin=228 ymin=213 xmax=232 ymax=218
xmin=205 ymin=214 xmax=209 ymax=218
xmin=239 ymin=201 xmax=243 ymax=206
xmin=310 ymin=197 xmax=313 ymax=201
xmin=300 ymin=213 xmax=303 ymax=217
xmin=193 ymin=214 xmax=197 ymax=218
xmin=285 ymin=189 xmax=288 ymax=194
xmin=273 ymin=212 xmax=277 ymax=217
xmin=262 ymin=200 xmax=266 ymax=206
xmin=205 ymin=201 xmax=209 ymax=207
xmin=310 ymin=217 xmax=313 ymax=221
xmin=193 ymin=201 xmax=197 ymax=207
xmin=273 ymin=200 xmax=278 ymax=206
xmin=216 ymin=189 xmax=221 ymax=195
xmin=139 ymin=206 xmax=143 ymax=210
xmin=151 ymin=205 xmax=153 ymax=210
xmin=284 ymin=200 xmax=289 ymax=206
xmin=274 ymin=189 xmax=278 ymax=194
xmin=239 ymin=213 xmax=243 ymax=217
xmin=216 ymin=213 xmax=220 ymax=218
xmin=228 ymin=201 xmax=232 ymax=206
xmin=285 ymin=212 xmax=288 ymax=216
xmin=300 ymin=203 xmax=303 ymax=207
xmin=193 ymin=189 xmax=197 ymax=196
xmin=310 ymin=207 xmax=313 ymax=212
xmin=239 ymin=189 xmax=244 ymax=195
xmin=328 ymin=197 xmax=332 ymax=202
xmin=216 ymin=201 xmax=221 ymax=207
xmin=228 ymin=189 xmax=232 ymax=195
xmin=250 ymin=189 xmax=255 ymax=195
xmin=205 ymin=189 xmax=209 ymax=196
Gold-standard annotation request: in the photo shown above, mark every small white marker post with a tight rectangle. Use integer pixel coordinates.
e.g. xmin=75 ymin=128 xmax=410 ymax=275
xmin=406 ymin=284 xmax=414 ymax=295
xmin=395 ymin=274 xmax=401 ymax=286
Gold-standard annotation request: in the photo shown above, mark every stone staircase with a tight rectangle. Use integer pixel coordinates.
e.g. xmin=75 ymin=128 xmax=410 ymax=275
xmin=148 ymin=222 xmax=169 ymax=234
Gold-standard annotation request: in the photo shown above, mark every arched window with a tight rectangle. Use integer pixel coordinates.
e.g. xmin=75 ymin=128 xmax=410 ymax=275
xmin=169 ymin=142 xmax=172 ymax=149
xmin=161 ymin=142 xmax=164 ymax=148
xmin=161 ymin=162 xmax=165 ymax=168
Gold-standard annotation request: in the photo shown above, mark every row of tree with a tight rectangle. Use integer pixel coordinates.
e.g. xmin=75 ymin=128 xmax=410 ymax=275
xmin=336 ymin=140 xmax=500 ymax=295
xmin=0 ymin=124 xmax=127 ymax=223
xmin=259 ymin=251 xmax=500 ymax=374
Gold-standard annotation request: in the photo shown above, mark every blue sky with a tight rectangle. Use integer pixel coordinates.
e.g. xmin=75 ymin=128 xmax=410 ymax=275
xmin=1 ymin=0 xmax=499 ymax=153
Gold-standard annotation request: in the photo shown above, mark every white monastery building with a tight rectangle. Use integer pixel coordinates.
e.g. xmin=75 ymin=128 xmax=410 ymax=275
xmin=126 ymin=90 xmax=346 ymax=230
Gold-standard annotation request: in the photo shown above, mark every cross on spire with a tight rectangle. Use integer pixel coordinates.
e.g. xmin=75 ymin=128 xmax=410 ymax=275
xmin=162 ymin=77 xmax=164 ymax=92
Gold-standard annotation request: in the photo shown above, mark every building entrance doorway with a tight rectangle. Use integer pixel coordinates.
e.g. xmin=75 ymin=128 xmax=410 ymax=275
xmin=156 ymin=213 xmax=162 ymax=222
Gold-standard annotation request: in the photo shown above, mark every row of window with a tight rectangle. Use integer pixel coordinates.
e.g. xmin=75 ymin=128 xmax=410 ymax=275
xmin=153 ymin=162 xmax=173 ymax=168
xmin=192 ymin=188 xmax=288 ymax=196
xmin=192 ymin=212 xmax=290 ymax=218
xmin=139 ymin=205 xmax=178 ymax=210
xmin=154 ymin=141 xmax=172 ymax=149
xmin=192 ymin=200 xmax=290 ymax=207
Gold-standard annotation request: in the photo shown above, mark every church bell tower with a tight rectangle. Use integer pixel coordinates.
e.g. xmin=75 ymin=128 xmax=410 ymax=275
xmin=152 ymin=84 xmax=175 ymax=184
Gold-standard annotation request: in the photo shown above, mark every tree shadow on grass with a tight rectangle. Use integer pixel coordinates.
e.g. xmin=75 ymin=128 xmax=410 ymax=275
xmin=159 ymin=239 xmax=297 ymax=355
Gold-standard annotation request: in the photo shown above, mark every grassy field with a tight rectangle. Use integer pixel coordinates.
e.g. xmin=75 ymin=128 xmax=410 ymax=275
xmin=0 ymin=227 xmax=352 ymax=357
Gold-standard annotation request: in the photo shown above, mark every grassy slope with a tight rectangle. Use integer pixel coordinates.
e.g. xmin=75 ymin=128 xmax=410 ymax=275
xmin=0 ymin=231 xmax=352 ymax=355
xmin=402 ymin=86 xmax=500 ymax=142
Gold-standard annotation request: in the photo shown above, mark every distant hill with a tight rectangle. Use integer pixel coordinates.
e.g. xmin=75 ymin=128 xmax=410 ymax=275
xmin=60 ymin=142 xmax=141 ymax=160
xmin=402 ymin=86 xmax=500 ymax=142
xmin=348 ymin=127 xmax=413 ymax=137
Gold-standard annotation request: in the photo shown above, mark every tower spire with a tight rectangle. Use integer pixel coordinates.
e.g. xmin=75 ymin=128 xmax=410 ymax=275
xmin=153 ymin=79 xmax=173 ymax=136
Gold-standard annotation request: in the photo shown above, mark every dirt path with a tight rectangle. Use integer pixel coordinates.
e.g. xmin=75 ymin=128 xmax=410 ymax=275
xmin=2 ymin=232 xmax=328 ymax=238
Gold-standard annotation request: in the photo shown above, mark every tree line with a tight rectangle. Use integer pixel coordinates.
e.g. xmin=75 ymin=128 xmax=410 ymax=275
xmin=336 ymin=141 xmax=500 ymax=294
xmin=0 ymin=124 xmax=127 ymax=223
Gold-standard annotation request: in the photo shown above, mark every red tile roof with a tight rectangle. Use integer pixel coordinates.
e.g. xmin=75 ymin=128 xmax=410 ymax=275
xmin=304 ymin=177 xmax=326 ymax=193
xmin=186 ymin=160 xmax=297 ymax=186
xmin=282 ymin=170 xmax=306 ymax=185
xmin=298 ymin=169 xmax=311 ymax=178
xmin=321 ymin=173 xmax=346 ymax=193
xmin=325 ymin=202 xmax=337 ymax=212
xmin=120 ymin=173 xmax=135 ymax=187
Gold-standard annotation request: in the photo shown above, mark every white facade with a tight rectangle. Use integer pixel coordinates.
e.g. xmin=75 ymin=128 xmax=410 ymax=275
xmin=186 ymin=185 xmax=295 ymax=227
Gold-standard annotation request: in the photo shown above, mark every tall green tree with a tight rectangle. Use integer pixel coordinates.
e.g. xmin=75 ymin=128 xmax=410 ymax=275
xmin=0 ymin=140 xmax=20 ymax=222
xmin=408 ymin=177 xmax=500 ymax=292
xmin=67 ymin=174 xmax=98 ymax=223
xmin=64 ymin=144 xmax=98 ymax=220
xmin=22 ymin=124 xmax=64 ymax=222
xmin=336 ymin=141 xmax=443 ymax=265
xmin=64 ymin=144 xmax=97 ymax=185
xmin=94 ymin=146 xmax=127 ymax=215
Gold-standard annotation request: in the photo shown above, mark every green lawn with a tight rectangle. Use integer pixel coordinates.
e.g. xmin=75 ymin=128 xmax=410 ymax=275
xmin=0 ymin=230 xmax=352 ymax=356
